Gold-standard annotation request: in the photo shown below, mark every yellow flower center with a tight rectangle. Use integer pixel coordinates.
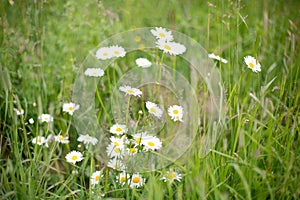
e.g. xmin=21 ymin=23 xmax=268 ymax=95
xmin=166 ymin=172 xmax=176 ymax=179
xmin=135 ymin=36 xmax=141 ymax=42
xmin=71 ymin=155 xmax=78 ymax=161
xmin=115 ymin=127 xmax=122 ymax=132
xmin=129 ymin=148 xmax=136 ymax=153
xmin=85 ymin=136 xmax=91 ymax=140
xmin=120 ymin=176 xmax=126 ymax=182
xmin=150 ymin=107 xmax=156 ymax=114
xmin=59 ymin=136 xmax=65 ymax=141
xmin=95 ymin=175 xmax=100 ymax=181
xmin=136 ymin=138 xmax=141 ymax=144
xmin=68 ymin=106 xmax=74 ymax=111
xmin=159 ymin=33 xmax=166 ymax=37
xmin=44 ymin=117 xmax=49 ymax=121
xmin=114 ymin=148 xmax=120 ymax=153
xmin=114 ymin=141 xmax=120 ymax=146
xmin=132 ymin=176 xmax=140 ymax=183
xmin=147 ymin=141 xmax=155 ymax=146
xmin=127 ymin=89 xmax=135 ymax=94
xmin=138 ymin=44 xmax=144 ymax=50
xmin=115 ymin=164 xmax=120 ymax=169
xmin=249 ymin=62 xmax=255 ymax=68
xmin=114 ymin=51 xmax=120 ymax=55
xmin=37 ymin=139 xmax=42 ymax=143
xmin=164 ymin=45 xmax=171 ymax=51
xmin=173 ymin=109 xmax=179 ymax=114
xmin=103 ymin=52 xmax=108 ymax=57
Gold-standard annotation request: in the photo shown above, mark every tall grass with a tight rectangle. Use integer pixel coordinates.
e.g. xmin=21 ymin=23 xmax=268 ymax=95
xmin=1 ymin=0 xmax=299 ymax=199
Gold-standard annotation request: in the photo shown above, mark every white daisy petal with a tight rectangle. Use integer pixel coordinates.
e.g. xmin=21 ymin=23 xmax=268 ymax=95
xmin=135 ymin=58 xmax=152 ymax=68
xmin=95 ymin=47 xmax=113 ymax=60
xmin=109 ymin=124 xmax=128 ymax=135
xmin=145 ymin=101 xmax=163 ymax=119
xmin=38 ymin=114 xmax=53 ymax=123
xmin=119 ymin=85 xmax=142 ymax=97
xmin=129 ymin=173 xmax=145 ymax=188
xmin=156 ymin=40 xmax=186 ymax=56
xmin=168 ymin=105 xmax=184 ymax=122
xmin=150 ymin=27 xmax=173 ymax=41
xmin=65 ymin=150 xmax=84 ymax=164
xmin=244 ymin=55 xmax=261 ymax=73
xmin=62 ymin=102 xmax=80 ymax=115
xmin=84 ymin=68 xmax=105 ymax=77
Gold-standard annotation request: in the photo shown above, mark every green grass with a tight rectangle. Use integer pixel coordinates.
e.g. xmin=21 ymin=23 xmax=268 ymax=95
xmin=1 ymin=0 xmax=300 ymax=199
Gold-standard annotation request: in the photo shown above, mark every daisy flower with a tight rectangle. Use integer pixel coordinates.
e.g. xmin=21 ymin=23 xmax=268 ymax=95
xmin=129 ymin=173 xmax=145 ymax=188
xmin=109 ymin=124 xmax=128 ymax=135
xmin=77 ymin=134 xmax=98 ymax=146
xmin=133 ymin=132 xmax=150 ymax=146
xmin=156 ymin=40 xmax=186 ymax=56
xmin=107 ymin=158 xmax=125 ymax=171
xmin=95 ymin=47 xmax=113 ymax=60
xmin=141 ymin=136 xmax=162 ymax=151
xmin=91 ymin=171 xmax=102 ymax=186
xmin=244 ymin=55 xmax=261 ymax=73
xmin=32 ymin=136 xmax=46 ymax=146
xmin=62 ymin=102 xmax=80 ymax=115
xmin=110 ymin=45 xmax=126 ymax=58
xmin=126 ymin=146 xmax=138 ymax=156
xmin=145 ymin=101 xmax=163 ymax=119
xmin=54 ymin=134 xmax=69 ymax=144
xmin=161 ymin=170 xmax=182 ymax=182
xmin=84 ymin=68 xmax=105 ymax=77
xmin=119 ymin=85 xmax=142 ymax=97
xmin=14 ymin=108 xmax=24 ymax=115
xmin=150 ymin=27 xmax=173 ymax=41
xmin=135 ymin=58 xmax=152 ymax=68
xmin=117 ymin=171 xmax=129 ymax=186
xmin=208 ymin=53 xmax=228 ymax=64
xmin=106 ymin=143 xmax=124 ymax=158
xmin=168 ymin=105 xmax=184 ymax=122
xmin=109 ymin=136 xmax=125 ymax=148
xmin=65 ymin=150 xmax=84 ymax=164
xmin=28 ymin=118 xmax=34 ymax=124
xmin=38 ymin=114 xmax=53 ymax=123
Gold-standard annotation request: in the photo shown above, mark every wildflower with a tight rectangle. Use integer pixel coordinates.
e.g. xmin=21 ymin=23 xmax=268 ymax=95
xmin=126 ymin=146 xmax=138 ymax=156
xmin=145 ymin=101 xmax=163 ymax=119
xmin=156 ymin=40 xmax=186 ymax=56
xmin=32 ymin=136 xmax=46 ymax=146
xmin=109 ymin=124 xmax=128 ymax=135
xmin=135 ymin=58 xmax=152 ymax=68
xmin=14 ymin=108 xmax=24 ymax=115
xmin=54 ymin=134 xmax=70 ymax=144
xmin=151 ymin=27 xmax=173 ymax=41
xmin=107 ymin=158 xmax=125 ymax=171
xmin=133 ymin=132 xmax=150 ymax=146
xmin=110 ymin=45 xmax=126 ymax=58
xmin=29 ymin=118 xmax=34 ymax=124
xmin=129 ymin=173 xmax=145 ymax=188
xmin=91 ymin=171 xmax=102 ymax=186
xmin=244 ymin=55 xmax=261 ymax=73
xmin=168 ymin=105 xmax=184 ymax=122
xmin=141 ymin=136 xmax=162 ymax=151
xmin=106 ymin=143 xmax=124 ymax=158
xmin=109 ymin=136 xmax=125 ymax=148
xmin=161 ymin=170 xmax=182 ymax=182
xmin=45 ymin=134 xmax=54 ymax=147
xmin=62 ymin=102 xmax=80 ymax=115
xmin=208 ymin=53 xmax=228 ymax=64
xmin=95 ymin=47 xmax=113 ymax=60
xmin=65 ymin=150 xmax=84 ymax=164
xmin=77 ymin=134 xmax=98 ymax=146
xmin=38 ymin=114 xmax=53 ymax=123
xmin=119 ymin=85 xmax=142 ymax=97
xmin=84 ymin=68 xmax=105 ymax=77
xmin=117 ymin=171 xmax=129 ymax=186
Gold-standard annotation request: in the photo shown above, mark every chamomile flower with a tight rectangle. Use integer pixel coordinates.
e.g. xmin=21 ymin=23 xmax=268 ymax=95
xmin=129 ymin=173 xmax=145 ymax=188
xmin=110 ymin=45 xmax=126 ymax=58
xmin=28 ymin=118 xmax=34 ymax=124
xmin=109 ymin=136 xmax=125 ymax=148
xmin=14 ymin=108 xmax=24 ymax=115
xmin=32 ymin=136 xmax=46 ymax=146
xmin=109 ymin=124 xmax=128 ymax=135
xmin=119 ymin=85 xmax=142 ymax=97
xmin=38 ymin=114 xmax=53 ymax=123
xmin=244 ymin=55 xmax=261 ymax=73
xmin=91 ymin=171 xmax=102 ymax=186
xmin=106 ymin=143 xmax=124 ymax=158
xmin=161 ymin=170 xmax=182 ymax=182
xmin=54 ymin=134 xmax=69 ymax=144
xmin=65 ymin=150 xmax=84 ymax=164
xmin=117 ymin=171 xmax=129 ymax=186
xmin=133 ymin=132 xmax=150 ymax=146
xmin=141 ymin=136 xmax=162 ymax=151
xmin=77 ymin=134 xmax=98 ymax=146
xmin=62 ymin=102 xmax=80 ymax=115
xmin=135 ymin=58 xmax=152 ymax=68
xmin=208 ymin=53 xmax=228 ymax=64
xmin=107 ymin=158 xmax=125 ymax=171
xmin=168 ymin=105 xmax=184 ymax=122
xmin=151 ymin=27 xmax=173 ymax=41
xmin=156 ymin=40 xmax=186 ymax=56
xmin=95 ymin=47 xmax=113 ymax=60
xmin=126 ymin=146 xmax=138 ymax=156
xmin=84 ymin=68 xmax=105 ymax=77
xmin=145 ymin=101 xmax=163 ymax=119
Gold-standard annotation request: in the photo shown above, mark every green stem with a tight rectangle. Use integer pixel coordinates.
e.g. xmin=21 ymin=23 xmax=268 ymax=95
xmin=125 ymin=96 xmax=131 ymax=126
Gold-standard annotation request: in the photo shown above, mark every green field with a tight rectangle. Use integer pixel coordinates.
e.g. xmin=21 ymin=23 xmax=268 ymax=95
xmin=1 ymin=0 xmax=299 ymax=199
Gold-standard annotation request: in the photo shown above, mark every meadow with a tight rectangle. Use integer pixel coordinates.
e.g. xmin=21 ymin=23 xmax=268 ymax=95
xmin=0 ymin=0 xmax=299 ymax=199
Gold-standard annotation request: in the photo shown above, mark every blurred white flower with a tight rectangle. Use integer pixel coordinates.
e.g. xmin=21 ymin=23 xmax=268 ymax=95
xmin=244 ymin=55 xmax=261 ymax=73
xmin=109 ymin=124 xmax=128 ymax=135
xmin=32 ymin=136 xmax=46 ymax=146
xmin=135 ymin=58 xmax=152 ymax=68
xmin=151 ymin=27 xmax=173 ymax=41
xmin=95 ymin=47 xmax=113 ymax=60
xmin=117 ymin=171 xmax=129 ymax=186
xmin=145 ymin=101 xmax=163 ymax=119
xmin=84 ymin=68 xmax=105 ymax=77
xmin=208 ymin=53 xmax=228 ymax=64
xmin=110 ymin=45 xmax=126 ymax=58
xmin=62 ymin=102 xmax=80 ymax=115
xmin=119 ymin=85 xmax=142 ymax=97
xmin=168 ymin=105 xmax=184 ymax=122
xmin=38 ymin=114 xmax=53 ymax=123
xmin=91 ymin=171 xmax=102 ymax=186
xmin=54 ymin=135 xmax=69 ymax=144
xmin=77 ymin=134 xmax=98 ymax=146
xmin=28 ymin=118 xmax=34 ymax=124
xmin=129 ymin=173 xmax=145 ymax=188
xmin=107 ymin=158 xmax=125 ymax=171
xmin=156 ymin=40 xmax=186 ymax=56
xmin=14 ymin=108 xmax=24 ymax=115
xmin=161 ymin=170 xmax=182 ymax=182
xmin=141 ymin=135 xmax=162 ymax=151
xmin=65 ymin=150 xmax=83 ymax=164
xmin=106 ymin=143 xmax=124 ymax=158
